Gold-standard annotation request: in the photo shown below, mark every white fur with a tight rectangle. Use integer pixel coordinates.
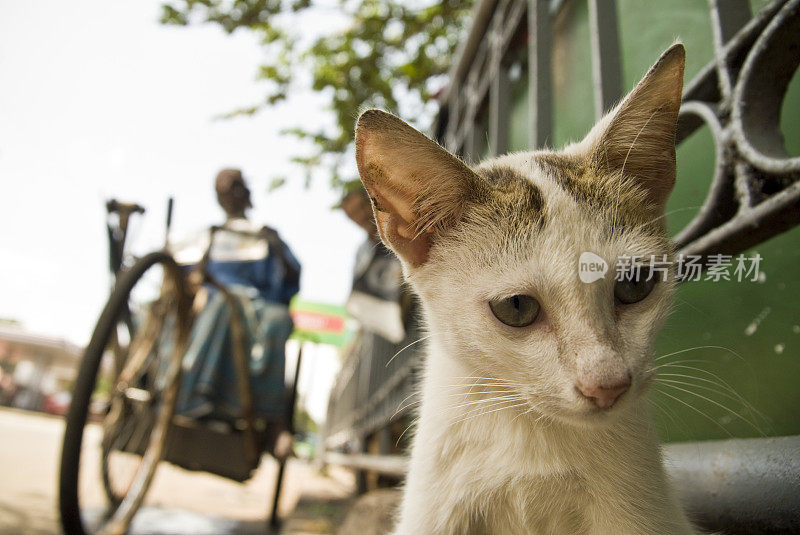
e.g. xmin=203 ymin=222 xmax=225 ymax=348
xmin=390 ymin=151 xmax=698 ymax=535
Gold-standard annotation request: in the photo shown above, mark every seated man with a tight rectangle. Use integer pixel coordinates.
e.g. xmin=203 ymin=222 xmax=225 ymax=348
xmin=171 ymin=169 xmax=300 ymax=431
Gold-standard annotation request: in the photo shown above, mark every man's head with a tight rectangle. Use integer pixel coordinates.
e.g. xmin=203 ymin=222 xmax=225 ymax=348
xmin=341 ymin=188 xmax=379 ymax=242
xmin=215 ymin=168 xmax=252 ymax=219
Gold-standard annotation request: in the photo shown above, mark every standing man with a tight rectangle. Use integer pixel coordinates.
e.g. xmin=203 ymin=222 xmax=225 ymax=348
xmin=341 ymin=188 xmax=405 ymax=343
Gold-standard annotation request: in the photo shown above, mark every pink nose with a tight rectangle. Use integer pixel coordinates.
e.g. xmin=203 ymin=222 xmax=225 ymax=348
xmin=576 ymin=376 xmax=631 ymax=409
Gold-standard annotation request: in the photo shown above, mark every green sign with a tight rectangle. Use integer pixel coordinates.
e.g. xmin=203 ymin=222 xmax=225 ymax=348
xmin=289 ymin=298 xmax=352 ymax=347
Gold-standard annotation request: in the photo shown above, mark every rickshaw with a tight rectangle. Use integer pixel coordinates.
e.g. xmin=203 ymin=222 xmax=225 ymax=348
xmin=58 ymin=199 xmax=302 ymax=535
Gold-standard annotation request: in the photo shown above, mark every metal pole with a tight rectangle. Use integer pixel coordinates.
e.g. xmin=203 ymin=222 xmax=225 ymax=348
xmin=269 ymin=342 xmax=305 ymax=529
xmin=164 ymin=196 xmax=174 ymax=247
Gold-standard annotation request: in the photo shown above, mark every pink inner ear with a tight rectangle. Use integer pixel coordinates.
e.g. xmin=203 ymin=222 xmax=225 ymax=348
xmin=371 ymin=186 xmax=423 ymax=240
xmin=364 ymin=172 xmax=418 ymax=229
xmin=355 ymin=109 xmax=483 ymax=267
xmin=357 ymin=124 xmax=433 ymax=266
xmin=374 ymin=210 xmax=431 ymax=267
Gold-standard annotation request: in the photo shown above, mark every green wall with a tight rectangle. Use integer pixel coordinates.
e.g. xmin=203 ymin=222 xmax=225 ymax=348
xmin=507 ymin=0 xmax=800 ymax=442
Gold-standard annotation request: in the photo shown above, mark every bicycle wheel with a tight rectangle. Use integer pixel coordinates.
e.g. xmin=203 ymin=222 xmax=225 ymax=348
xmin=59 ymin=251 xmax=192 ymax=535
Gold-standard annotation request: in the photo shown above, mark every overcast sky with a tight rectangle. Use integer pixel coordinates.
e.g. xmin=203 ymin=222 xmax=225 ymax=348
xmin=0 ymin=0 xmax=365 ymax=348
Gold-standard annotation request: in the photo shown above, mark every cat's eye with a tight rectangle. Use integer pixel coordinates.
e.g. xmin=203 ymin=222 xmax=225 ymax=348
xmin=489 ymin=294 xmax=540 ymax=327
xmin=614 ymin=266 xmax=657 ymax=305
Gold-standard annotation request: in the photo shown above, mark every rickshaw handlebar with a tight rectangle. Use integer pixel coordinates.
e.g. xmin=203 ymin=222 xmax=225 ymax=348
xmin=106 ymin=199 xmax=146 ymax=217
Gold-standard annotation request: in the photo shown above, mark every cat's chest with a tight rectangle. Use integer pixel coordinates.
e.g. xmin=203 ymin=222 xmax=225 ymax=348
xmin=417 ymin=410 xmax=601 ymax=531
xmin=466 ymin=471 xmax=591 ymax=535
xmin=423 ymin=405 xmax=581 ymax=480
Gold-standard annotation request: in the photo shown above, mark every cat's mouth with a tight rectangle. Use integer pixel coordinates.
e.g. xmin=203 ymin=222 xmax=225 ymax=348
xmin=520 ymin=380 xmax=642 ymax=427
xmin=556 ymin=403 xmax=630 ymax=428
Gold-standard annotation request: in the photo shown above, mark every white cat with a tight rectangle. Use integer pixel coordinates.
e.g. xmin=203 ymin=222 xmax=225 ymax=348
xmin=354 ymin=44 xmax=699 ymax=535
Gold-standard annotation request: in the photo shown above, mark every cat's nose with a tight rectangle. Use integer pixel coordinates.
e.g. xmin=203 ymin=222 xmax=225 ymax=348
xmin=575 ymin=375 xmax=631 ymax=409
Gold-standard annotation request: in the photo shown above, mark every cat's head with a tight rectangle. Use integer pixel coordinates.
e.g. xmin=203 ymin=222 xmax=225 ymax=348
xmin=355 ymin=45 xmax=685 ymax=427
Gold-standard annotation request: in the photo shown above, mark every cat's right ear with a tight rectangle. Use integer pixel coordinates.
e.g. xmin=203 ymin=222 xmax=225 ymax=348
xmin=585 ymin=43 xmax=685 ymax=212
xmin=355 ymin=109 xmax=485 ymax=266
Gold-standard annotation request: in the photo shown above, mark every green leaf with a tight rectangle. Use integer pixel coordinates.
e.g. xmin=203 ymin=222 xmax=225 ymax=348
xmin=159 ymin=0 xmax=475 ymax=195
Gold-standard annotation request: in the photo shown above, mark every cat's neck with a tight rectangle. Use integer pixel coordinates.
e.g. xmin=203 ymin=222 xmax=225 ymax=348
xmin=417 ymin=332 xmax=663 ymax=471
xmin=398 ymin=334 xmax=693 ymax=535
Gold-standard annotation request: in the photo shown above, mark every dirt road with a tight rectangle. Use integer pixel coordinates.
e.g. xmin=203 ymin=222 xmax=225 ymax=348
xmin=0 ymin=407 xmax=354 ymax=535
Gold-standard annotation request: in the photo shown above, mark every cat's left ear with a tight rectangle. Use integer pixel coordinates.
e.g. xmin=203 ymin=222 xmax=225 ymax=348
xmin=587 ymin=43 xmax=685 ymax=211
xmin=355 ymin=109 xmax=486 ymax=267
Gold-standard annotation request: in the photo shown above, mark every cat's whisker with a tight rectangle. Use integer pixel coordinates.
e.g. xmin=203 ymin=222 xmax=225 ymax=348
xmin=655 ymin=361 xmax=767 ymax=424
xmin=463 ymin=376 xmax=481 ymax=399
xmin=446 ymin=390 xmax=519 ymax=398
xmin=653 ymin=345 xmax=745 ymax=362
xmin=391 ymin=402 xmax=421 ymax=420
xmin=444 ymin=385 xmax=517 ymax=391
xmin=649 ymin=356 xmax=757 ymax=411
xmin=392 ymin=385 xmax=529 ymax=420
xmin=655 ymin=351 xmax=763 ymax=407
xmin=538 ymin=408 xmax=557 ymax=429
xmin=450 ymin=401 xmax=530 ymax=428
xmin=440 ymin=378 xmax=523 ymax=396
xmin=441 ymin=382 xmax=520 ymax=390
xmin=664 ymin=367 xmax=766 ymax=428
xmin=439 ymin=384 xmax=519 ymax=398
xmin=451 ymin=391 xmax=525 ymax=407
xmin=655 ymin=373 xmax=751 ymax=409
xmin=654 ymin=377 xmax=761 ymax=420
xmin=450 ymin=394 xmax=527 ymax=415
xmin=510 ymin=407 xmax=530 ymax=423
xmin=448 ymin=376 xmax=519 ymax=384
xmin=654 ymin=365 xmax=745 ymax=396
xmin=393 ymin=384 xmax=520 ymax=418
xmin=655 ymin=372 xmax=766 ymax=421
xmin=655 ymin=389 xmax=734 ymax=438
xmin=392 ymin=394 xmax=421 ymax=418
xmin=649 ymin=397 xmax=673 ymax=429
xmin=395 ymin=416 xmax=420 ymax=448
xmin=451 ymin=395 xmax=526 ymax=412
xmin=672 ymin=297 xmax=707 ymax=316
xmin=511 ymin=404 xmax=545 ymax=424
xmin=655 ymin=382 xmax=765 ymax=435
xmin=386 ymin=335 xmax=432 ymax=368
xmin=394 ymin=391 xmax=419 ymax=410
xmin=654 ymin=362 xmax=750 ymax=405
xmin=664 ymin=410 xmax=694 ymax=439
xmin=647 ymin=359 xmax=715 ymax=375
xmin=653 ymin=357 xmax=721 ymax=368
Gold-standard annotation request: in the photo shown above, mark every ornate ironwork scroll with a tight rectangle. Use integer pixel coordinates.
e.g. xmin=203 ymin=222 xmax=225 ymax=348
xmin=674 ymin=0 xmax=800 ymax=259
